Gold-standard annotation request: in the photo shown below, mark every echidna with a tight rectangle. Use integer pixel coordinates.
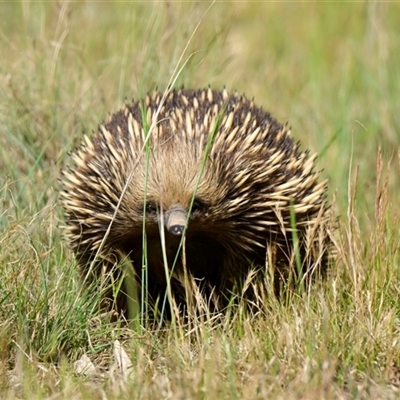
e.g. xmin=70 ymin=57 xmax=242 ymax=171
xmin=61 ymin=88 xmax=332 ymax=316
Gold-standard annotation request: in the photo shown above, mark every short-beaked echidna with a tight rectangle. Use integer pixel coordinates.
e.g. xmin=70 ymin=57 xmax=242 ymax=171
xmin=61 ymin=88 xmax=332 ymax=316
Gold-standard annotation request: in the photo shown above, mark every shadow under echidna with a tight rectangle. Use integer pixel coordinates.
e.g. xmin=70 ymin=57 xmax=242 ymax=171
xmin=60 ymin=88 xmax=334 ymax=320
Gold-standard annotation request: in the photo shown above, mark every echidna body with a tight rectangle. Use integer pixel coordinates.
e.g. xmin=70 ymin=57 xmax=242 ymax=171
xmin=61 ymin=88 xmax=331 ymax=315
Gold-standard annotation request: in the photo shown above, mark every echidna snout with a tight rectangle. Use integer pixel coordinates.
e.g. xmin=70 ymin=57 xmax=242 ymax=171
xmin=164 ymin=204 xmax=187 ymax=236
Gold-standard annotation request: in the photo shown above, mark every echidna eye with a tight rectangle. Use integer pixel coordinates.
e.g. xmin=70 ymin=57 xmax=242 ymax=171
xmin=145 ymin=202 xmax=157 ymax=215
xmin=191 ymin=198 xmax=206 ymax=214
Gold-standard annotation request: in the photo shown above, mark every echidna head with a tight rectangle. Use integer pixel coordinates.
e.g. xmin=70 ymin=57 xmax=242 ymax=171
xmin=118 ymin=140 xmax=226 ymax=246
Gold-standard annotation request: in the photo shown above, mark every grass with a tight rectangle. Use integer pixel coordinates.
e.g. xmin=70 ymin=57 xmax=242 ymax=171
xmin=1 ymin=1 xmax=400 ymax=398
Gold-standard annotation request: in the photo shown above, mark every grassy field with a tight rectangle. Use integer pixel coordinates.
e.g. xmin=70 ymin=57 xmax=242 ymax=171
xmin=1 ymin=1 xmax=400 ymax=399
